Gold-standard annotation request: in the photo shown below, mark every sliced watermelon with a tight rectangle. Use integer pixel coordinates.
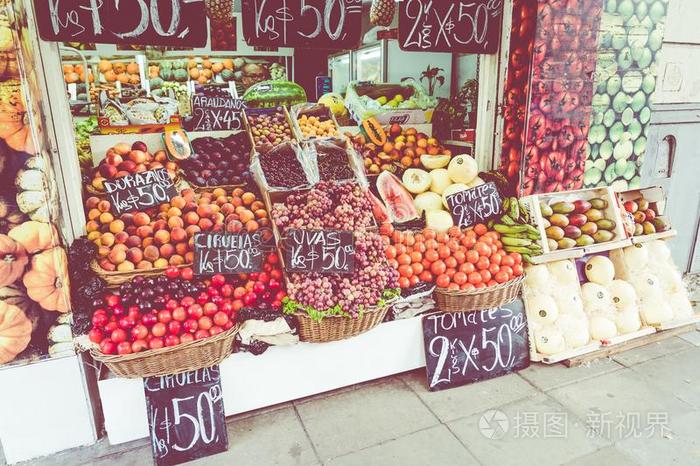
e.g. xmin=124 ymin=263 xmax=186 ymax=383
xmin=376 ymin=171 xmax=419 ymax=223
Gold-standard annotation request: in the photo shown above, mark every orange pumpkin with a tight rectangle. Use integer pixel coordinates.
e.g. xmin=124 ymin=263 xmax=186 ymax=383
xmin=0 ymin=100 xmax=35 ymax=154
xmin=0 ymin=300 xmax=32 ymax=364
xmin=103 ymin=70 xmax=117 ymax=82
xmin=98 ymin=60 xmax=112 ymax=73
xmin=211 ymin=62 xmax=224 ymax=73
xmin=22 ymin=247 xmax=70 ymax=313
xmin=126 ymin=62 xmax=139 ymax=74
xmin=0 ymin=234 xmax=28 ymax=287
xmin=223 ymin=59 xmax=234 ymax=70
xmin=8 ymin=221 xmax=57 ymax=253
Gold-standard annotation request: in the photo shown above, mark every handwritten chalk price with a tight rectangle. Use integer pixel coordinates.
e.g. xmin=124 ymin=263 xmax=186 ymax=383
xmin=399 ymin=0 xmax=504 ymax=54
xmin=103 ymin=168 xmax=178 ymax=216
xmin=283 ymin=229 xmax=355 ymax=274
xmin=193 ymin=230 xmax=275 ymax=276
xmin=190 ymin=94 xmax=245 ymax=131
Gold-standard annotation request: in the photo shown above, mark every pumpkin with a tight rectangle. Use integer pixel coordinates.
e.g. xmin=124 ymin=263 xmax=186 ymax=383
xmin=0 ymin=300 xmax=32 ymax=364
xmin=22 ymin=247 xmax=70 ymax=313
xmin=126 ymin=62 xmax=139 ymax=74
xmin=48 ymin=313 xmax=74 ymax=358
xmin=0 ymin=234 xmax=27 ymax=287
xmin=98 ymin=60 xmax=112 ymax=73
xmin=0 ymin=99 xmax=35 ymax=154
xmin=16 ymin=156 xmax=55 ymax=222
xmin=0 ymin=284 xmax=40 ymax=331
xmin=8 ymin=220 xmax=57 ymax=253
xmin=0 ymin=196 xmax=28 ymax=233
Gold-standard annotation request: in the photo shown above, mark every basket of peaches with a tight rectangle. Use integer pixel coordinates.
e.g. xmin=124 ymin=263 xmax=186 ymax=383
xmin=88 ymin=259 xmax=286 ymax=378
xmin=86 ymin=141 xmax=180 ymax=196
xmin=84 ymin=187 xmax=270 ymax=285
xmin=380 ymin=223 xmax=525 ymax=312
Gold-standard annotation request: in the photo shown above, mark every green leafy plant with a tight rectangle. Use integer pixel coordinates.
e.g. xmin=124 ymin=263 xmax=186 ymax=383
xmin=283 ymin=288 xmax=401 ymax=322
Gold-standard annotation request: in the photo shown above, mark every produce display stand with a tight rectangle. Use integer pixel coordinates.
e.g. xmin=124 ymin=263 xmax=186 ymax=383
xmin=97 ymin=316 xmax=425 ymax=445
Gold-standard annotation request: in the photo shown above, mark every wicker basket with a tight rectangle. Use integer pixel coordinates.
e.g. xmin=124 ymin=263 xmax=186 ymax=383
xmin=294 ymin=302 xmax=392 ymax=343
xmin=90 ymin=325 xmax=238 ymax=378
xmin=433 ymin=277 xmax=524 ymax=313
xmin=91 ymin=261 xmax=192 ymax=287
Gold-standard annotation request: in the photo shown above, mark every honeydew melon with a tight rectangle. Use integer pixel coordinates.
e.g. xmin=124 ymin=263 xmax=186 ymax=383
xmin=647 ymin=240 xmax=671 ymax=260
xmin=525 ymin=264 xmax=551 ymax=291
xmin=585 ymin=256 xmax=616 ymax=285
xmin=426 ymin=210 xmax=453 ymax=233
xmin=554 ymin=293 xmax=584 ymax=315
xmin=640 ymin=296 xmax=672 ymax=324
xmin=607 ymin=280 xmax=637 ymax=309
xmin=402 ymin=169 xmax=432 ymax=194
xmin=547 ymin=260 xmax=579 ymax=287
xmin=624 ymin=244 xmax=649 ymax=269
xmin=581 ymin=282 xmax=613 ymax=310
xmin=441 ymin=183 xmax=469 ymax=208
xmin=447 ymin=154 xmax=478 ymax=184
xmin=534 ymin=326 xmax=566 ymax=355
xmin=642 ymin=74 xmax=656 ymax=95
xmin=528 ymin=295 xmax=559 ymax=326
xmin=615 ymin=308 xmax=642 ymax=333
xmin=669 ymin=291 xmax=693 ymax=319
xmin=414 ymin=191 xmax=443 ymax=214
xmin=429 ymin=169 xmax=451 ymax=195
xmin=590 ymin=315 xmax=618 ymax=340
xmin=593 ymin=158 xmax=607 ymax=172
xmin=648 ymin=28 xmax=663 ymax=52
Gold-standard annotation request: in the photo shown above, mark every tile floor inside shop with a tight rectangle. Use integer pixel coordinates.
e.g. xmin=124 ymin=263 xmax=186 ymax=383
xmin=6 ymin=326 xmax=700 ymax=466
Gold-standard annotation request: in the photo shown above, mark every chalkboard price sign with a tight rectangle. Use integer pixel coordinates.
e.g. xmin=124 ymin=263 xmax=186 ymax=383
xmin=283 ymin=229 xmax=355 ymax=274
xmin=422 ymin=300 xmax=530 ymax=392
xmin=399 ymin=0 xmax=504 ymax=54
xmin=445 ymin=182 xmax=502 ymax=229
xmin=241 ymin=0 xmax=363 ymax=49
xmin=33 ymin=0 xmax=207 ymax=47
xmin=193 ymin=229 xmax=275 ymax=276
xmin=144 ymin=366 xmax=228 ymax=466
xmin=190 ymin=94 xmax=246 ymax=132
xmin=103 ymin=168 xmax=178 ymax=216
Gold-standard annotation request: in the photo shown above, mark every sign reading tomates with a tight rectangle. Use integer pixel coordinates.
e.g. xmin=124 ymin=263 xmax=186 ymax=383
xmin=33 ymin=0 xmax=207 ymax=47
xmin=144 ymin=366 xmax=228 ymax=465
xmin=398 ymin=0 xmax=504 ymax=54
xmin=445 ymin=182 xmax=502 ymax=229
xmin=241 ymin=0 xmax=363 ymax=49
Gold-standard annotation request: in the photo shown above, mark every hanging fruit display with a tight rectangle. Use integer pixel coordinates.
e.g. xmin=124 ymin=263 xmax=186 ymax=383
xmin=584 ymin=0 xmax=668 ymax=190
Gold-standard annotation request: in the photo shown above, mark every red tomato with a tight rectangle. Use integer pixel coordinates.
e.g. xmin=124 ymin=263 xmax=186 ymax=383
xmin=444 ymin=256 xmax=457 ymax=269
xmin=511 ymin=252 xmax=523 ymax=264
xmin=180 ymin=333 xmax=195 ymax=344
xmin=409 ymin=275 xmax=420 ymax=286
xmin=513 ymin=263 xmax=524 ymax=276
xmin=411 ymin=262 xmax=424 ymax=275
xmin=446 ymin=239 xmax=460 ymax=251
xmin=495 ymin=271 xmax=509 ymax=283
xmin=453 ymin=250 xmax=466 ymax=264
xmin=475 ymin=282 xmax=487 ymax=289
xmin=476 ymin=256 xmax=490 ymax=270
xmin=397 ymin=253 xmax=411 ymax=266
xmin=438 ymin=245 xmax=451 ymax=259
xmin=398 ymin=264 xmax=414 ymax=278
xmin=130 ymin=325 xmax=148 ymax=341
xmin=501 ymin=255 xmax=515 ymax=267
xmin=410 ymin=251 xmax=423 ymax=263
xmin=213 ymin=311 xmax=229 ymax=327
xmin=180 ymin=267 xmax=194 ymax=281
xmin=385 ymin=245 xmax=397 ymax=259
xmin=453 ymin=271 xmax=468 ymax=285
xmin=487 ymin=280 xmax=499 ymax=287
xmin=500 ymin=265 xmax=514 ymax=277
xmin=480 ymin=270 xmax=492 ymax=282
xmin=398 ymin=276 xmax=411 ymax=288
xmin=491 ymin=252 xmax=503 ymax=265
xmin=445 ymin=268 xmax=456 ymax=278
xmin=475 ymin=242 xmax=491 ymax=257
xmin=460 ymin=283 xmax=476 ymax=291
xmin=448 ymin=283 xmax=460 ymax=291
xmin=466 ymin=250 xmax=479 ymax=264
xmin=436 ymin=274 xmax=451 ymax=288
xmin=430 ymin=260 xmax=446 ymax=275
xmin=419 ymin=271 xmax=434 ymax=282
xmin=461 ymin=236 xmax=476 ymax=248
xmin=460 ymin=262 xmax=475 ymax=274
xmin=468 ymin=272 xmax=483 ymax=285
xmin=490 ymin=244 xmax=499 ymax=255
xmin=168 ymin=321 xmax=181 ymax=335
xmin=425 ymin=249 xmax=439 ymax=262
xmin=474 ymin=224 xmax=488 ymax=236
xmin=488 ymin=263 xmax=501 ymax=275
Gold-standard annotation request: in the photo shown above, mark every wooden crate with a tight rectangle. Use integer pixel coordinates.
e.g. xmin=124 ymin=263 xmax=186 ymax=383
xmin=616 ymin=185 xmax=677 ymax=244
xmin=243 ymin=106 xmax=301 ymax=154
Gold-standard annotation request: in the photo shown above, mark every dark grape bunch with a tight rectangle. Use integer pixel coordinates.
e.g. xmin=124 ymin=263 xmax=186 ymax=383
xmin=272 ymin=181 xmax=374 ymax=231
xmin=109 ymin=275 xmax=207 ymax=313
xmin=259 ymin=141 xmax=309 ymax=189
xmin=314 ymin=141 xmax=355 ymax=182
xmin=286 ymin=231 xmax=399 ymax=317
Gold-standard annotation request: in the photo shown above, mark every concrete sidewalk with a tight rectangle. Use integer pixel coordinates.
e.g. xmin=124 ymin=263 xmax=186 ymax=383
xmin=10 ymin=327 xmax=700 ymax=466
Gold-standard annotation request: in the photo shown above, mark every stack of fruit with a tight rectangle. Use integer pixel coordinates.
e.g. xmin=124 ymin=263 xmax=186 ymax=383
xmin=246 ymin=108 xmax=297 ymax=153
xmin=540 ymin=197 xmax=618 ymax=250
xmin=380 ymin=223 xmax=524 ymax=291
xmin=88 ymin=262 xmax=286 ymax=355
xmin=89 ymin=142 xmax=179 ymax=194
xmin=294 ymin=104 xmax=339 ymax=139
xmin=349 ymin=124 xmax=452 ymax=175
xmin=622 ymin=197 xmax=669 ymax=236
xmin=85 ymin=188 xmax=269 ymax=272
xmin=490 ymin=197 xmax=542 ymax=263
xmin=183 ymin=133 xmax=251 ymax=187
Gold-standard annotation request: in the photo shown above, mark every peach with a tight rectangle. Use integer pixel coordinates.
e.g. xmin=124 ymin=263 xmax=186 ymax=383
xmin=232 ymin=187 xmax=244 ymax=197
xmin=113 ymin=143 xmax=130 ymax=155
xmin=136 ymin=225 xmax=153 ymax=238
xmin=211 ymin=213 xmax=224 ymax=225
xmin=99 ymin=212 xmax=114 ymax=224
xmin=182 ymin=189 xmax=196 ymax=202
xmin=121 ymin=212 xmax=134 ymax=225
xmin=134 ymin=163 xmax=147 ymax=173
xmin=148 ymin=161 xmax=163 ymax=169
xmin=170 ymin=227 xmax=187 ymax=243
xmin=198 ymin=218 xmax=213 ymax=231
xmin=86 ymin=220 xmax=100 ymax=232
xmin=126 ymin=225 xmax=137 ymax=236
xmin=220 ymin=203 xmax=235 ymax=215
xmin=118 ymin=160 xmax=136 ymax=172
xmin=159 ymin=243 xmax=175 ymax=259
xmin=98 ymin=246 xmax=110 ymax=257
xmin=153 ymin=258 xmax=168 ymax=269
xmin=184 ymin=252 xmax=194 ymax=263
xmin=168 ymin=216 xmax=184 ymax=229
xmin=87 ymin=231 xmax=101 ymax=241
xmin=153 ymin=219 xmax=168 ymax=231
xmin=109 ymin=219 xmax=125 ymax=234
xmin=254 ymin=209 xmax=267 ymax=219
xmin=117 ymin=261 xmax=135 ymax=272
xmin=133 ymin=212 xmax=151 ymax=226
xmin=184 ymin=201 xmax=198 ymax=212
xmin=169 ymin=255 xmax=184 ymax=266
xmin=175 ymin=242 xmax=188 ymax=256
xmin=143 ymin=245 xmax=160 ymax=262
xmin=251 ymin=201 xmax=265 ymax=211
xmin=171 ymin=196 xmax=186 ymax=209
xmin=85 ymin=196 xmax=100 ymax=209
xmin=87 ymin=209 xmax=101 ymax=221
xmin=97 ymin=200 xmax=111 ymax=213
xmin=128 ymin=150 xmax=147 ymax=164
xmin=231 ymin=197 xmax=243 ymax=207
xmin=184 ymin=212 xmax=200 ymax=225
xmin=225 ymin=213 xmax=239 ymax=223
xmin=101 ymin=232 xmax=115 ymax=247
xmin=167 ymin=206 xmax=182 ymax=217
xmin=185 ymin=225 xmax=200 ymax=237
xmin=112 ymin=243 xmax=128 ymax=253
xmin=125 ymin=235 xmax=142 ymax=248
xmin=136 ymin=261 xmax=153 ymax=270
xmin=154 ymin=150 xmax=167 ymax=162
xmin=114 ymin=231 xmax=129 ymax=244
xmin=245 ymin=220 xmax=259 ymax=232
xmin=99 ymin=259 xmax=117 ymax=271
xmin=142 ymin=237 xmax=154 ymax=248
xmin=154 ymin=229 xmax=170 ymax=245
xmin=212 ymin=223 xmax=225 ymax=233
xmin=239 ymin=210 xmax=255 ymax=224
xmin=108 ymin=248 xmax=126 ymax=265
xmin=116 ymin=170 xmax=130 ymax=178
xmin=126 ymin=247 xmax=143 ymax=264
xmin=212 ymin=188 xmax=226 ymax=198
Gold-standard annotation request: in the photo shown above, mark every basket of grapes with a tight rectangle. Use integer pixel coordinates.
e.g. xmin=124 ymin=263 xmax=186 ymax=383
xmin=272 ymin=181 xmax=399 ymax=342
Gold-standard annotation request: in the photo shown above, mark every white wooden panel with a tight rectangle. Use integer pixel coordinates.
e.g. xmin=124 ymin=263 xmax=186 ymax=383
xmin=664 ymin=0 xmax=700 ymax=44
xmin=654 ymin=44 xmax=700 ymax=104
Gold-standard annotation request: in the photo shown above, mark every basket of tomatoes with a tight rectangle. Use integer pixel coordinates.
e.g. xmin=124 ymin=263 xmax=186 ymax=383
xmin=382 ymin=223 xmax=524 ymax=313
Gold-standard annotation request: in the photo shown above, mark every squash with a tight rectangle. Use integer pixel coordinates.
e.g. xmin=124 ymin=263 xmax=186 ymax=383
xmin=0 ymin=284 xmax=40 ymax=331
xmin=0 ymin=300 xmax=32 ymax=364
xmin=15 ymin=156 xmax=54 ymax=222
xmin=0 ymin=99 xmax=35 ymax=154
xmin=362 ymin=117 xmax=387 ymax=146
xmin=0 ymin=234 xmax=27 ymax=287
xmin=8 ymin=220 xmax=57 ymax=253
xmin=98 ymin=60 xmax=112 ymax=73
xmin=48 ymin=313 xmax=74 ymax=358
xmin=22 ymin=247 xmax=70 ymax=313
xmin=0 ymin=196 xmax=28 ymax=233
xmin=126 ymin=61 xmax=139 ymax=74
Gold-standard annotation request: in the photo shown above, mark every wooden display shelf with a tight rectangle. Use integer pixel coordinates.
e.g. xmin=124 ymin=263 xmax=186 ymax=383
xmin=530 ymin=342 xmax=602 ymax=364
xmin=562 ymin=321 xmax=699 ymax=367
xmin=652 ymin=313 xmax=700 ymax=330
xmin=630 ymin=229 xmax=677 ymax=244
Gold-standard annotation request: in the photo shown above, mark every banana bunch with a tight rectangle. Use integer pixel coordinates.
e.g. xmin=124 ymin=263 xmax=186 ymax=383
xmin=488 ymin=197 xmax=542 ymax=263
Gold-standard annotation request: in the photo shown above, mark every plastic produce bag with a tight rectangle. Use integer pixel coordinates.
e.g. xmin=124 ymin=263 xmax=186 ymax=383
xmin=303 ymin=138 xmax=368 ymax=188
xmin=250 ymin=141 xmax=317 ymax=192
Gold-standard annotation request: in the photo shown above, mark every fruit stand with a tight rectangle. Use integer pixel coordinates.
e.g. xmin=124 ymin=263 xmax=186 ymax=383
xmin=1 ymin=0 xmax=698 ymax=463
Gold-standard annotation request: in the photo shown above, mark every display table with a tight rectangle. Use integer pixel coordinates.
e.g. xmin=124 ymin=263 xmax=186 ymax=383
xmin=98 ymin=316 xmax=426 ymax=445
xmin=0 ymin=356 xmax=97 ymax=464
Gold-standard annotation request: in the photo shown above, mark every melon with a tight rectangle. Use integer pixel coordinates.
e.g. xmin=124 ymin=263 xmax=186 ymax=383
xmin=525 ymin=264 xmax=551 ymax=291
xmin=447 ymin=154 xmax=478 ymax=184
xmin=628 ymin=271 xmax=663 ymax=299
xmin=624 ymin=243 xmax=648 ymax=269
xmin=414 ymin=192 xmax=443 ymax=215
xmin=615 ymin=308 xmax=642 ymax=334
xmin=318 ymin=93 xmax=347 ymax=117
xmin=555 ymin=314 xmax=590 ymax=349
xmin=669 ymin=291 xmax=693 ymax=319
xmin=376 ymin=171 xmax=419 ymax=223
xmin=467 ymin=176 xmax=485 ymax=188
xmin=527 ymin=294 xmax=559 ymax=326
xmin=547 ymin=260 xmax=579 ymax=288
xmin=402 ymin=169 xmax=431 ymax=194
xmin=581 ymin=282 xmax=613 ymax=311
xmin=441 ymin=183 xmax=469 ymax=208
xmin=647 ymin=240 xmax=670 ymax=261
xmin=585 ymin=256 xmax=616 ymax=285
xmin=425 ymin=210 xmax=454 ymax=233
xmin=534 ymin=326 xmax=566 ymax=355
xmin=655 ymin=264 xmax=683 ymax=294
xmin=640 ymin=296 xmax=673 ymax=324
xmin=607 ymin=280 xmax=637 ymax=309
xmin=429 ymin=169 xmax=452 ymax=195
xmin=554 ymin=292 xmax=584 ymax=315
xmin=589 ymin=315 xmax=618 ymax=340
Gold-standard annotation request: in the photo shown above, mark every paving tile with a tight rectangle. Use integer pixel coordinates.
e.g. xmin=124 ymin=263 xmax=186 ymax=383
xmin=295 ymin=377 xmax=438 ymax=460
xmin=611 ymin=337 xmax=693 ymax=367
xmin=564 ymin=446 xmax=637 ymax=466
xmin=548 ymin=368 xmax=693 ymax=442
xmin=629 ymin=348 xmax=700 ymax=408
xmin=84 ymin=446 xmax=151 ymax=466
xmin=326 ymin=425 xmax=479 ymax=466
xmin=447 ymin=394 xmax=604 ymax=466
xmin=190 ymin=406 xmax=319 ymax=466
xmin=678 ymin=329 xmax=700 ymax=346
xmin=518 ymin=358 xmax=624 ymax=392
xmin=231 ymin=401 xmax=293 ymax=420
xmin=616 ymin=410 xmax=700 ymax=465
xmin=400 ymin=369 xmax=538 ymax=423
